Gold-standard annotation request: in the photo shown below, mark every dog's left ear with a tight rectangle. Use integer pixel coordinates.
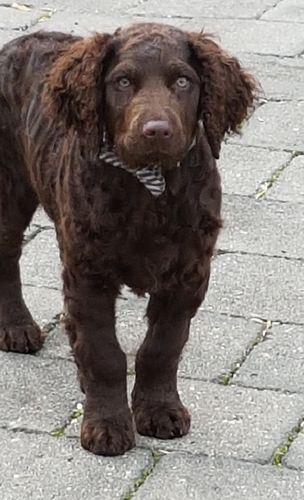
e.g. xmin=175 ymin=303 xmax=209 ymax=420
xmin=42 ymin=33 xmax=113 ymax=146
xmin=188 ymin=33 xmax=259 ymax=159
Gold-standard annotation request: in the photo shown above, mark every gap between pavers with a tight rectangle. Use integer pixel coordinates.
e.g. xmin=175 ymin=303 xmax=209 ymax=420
xmin=132 ymin=453 xmax=304 ymax=500
xmin=205 ymin=253 xmax=304 ymax=324
xmin=266 ymin=155 xmax=304 ymax=202
xmin=21 ymin=229 xmax=61 ymax=290
xmin=39 ymin=295 xmax=264 ymax=383
xmin=66 ymin=377 xmax=304 ymax=464
xmin=232 ymin=323 xmax=304 ymax=393
xmin=219 ymin=193 xmax=304 ymax=259
xmin=0 ymin=352 xmax=81 ymax=433
xmin=0 ymin=428 xmax=152 ymax=500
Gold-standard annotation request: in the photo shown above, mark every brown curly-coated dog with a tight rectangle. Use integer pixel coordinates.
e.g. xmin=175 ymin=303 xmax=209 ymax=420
xmin=0 ymin=23 xmax=258 ymax=456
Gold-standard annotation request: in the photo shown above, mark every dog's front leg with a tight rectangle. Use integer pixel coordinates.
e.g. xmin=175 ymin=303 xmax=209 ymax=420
xmin=132 ymin=274 xmax=210 ymax=440
xmin=63 ymin=270 xmax=134 ymax=456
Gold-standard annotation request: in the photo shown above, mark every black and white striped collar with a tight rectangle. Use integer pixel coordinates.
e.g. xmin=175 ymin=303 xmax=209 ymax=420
xmin=99 ymin=130 xmax=198 ymax=198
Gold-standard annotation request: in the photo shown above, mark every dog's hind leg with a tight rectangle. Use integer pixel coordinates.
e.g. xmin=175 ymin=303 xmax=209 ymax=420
xmin=0 ymin=106 xmax=43 ymax=353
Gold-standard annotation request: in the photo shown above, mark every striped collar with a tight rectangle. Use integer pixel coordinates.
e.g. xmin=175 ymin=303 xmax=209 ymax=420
xmin=99 ymin=131 xmax=198 ymax=198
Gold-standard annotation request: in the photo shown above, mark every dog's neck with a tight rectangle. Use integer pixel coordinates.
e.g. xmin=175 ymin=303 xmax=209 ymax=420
xmin=99 ymin=124 xmax=201 ymax=198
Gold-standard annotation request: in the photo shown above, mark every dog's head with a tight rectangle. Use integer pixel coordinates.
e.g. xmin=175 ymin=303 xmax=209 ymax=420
xmin=42 ymin=23 xmax=259 ymax=165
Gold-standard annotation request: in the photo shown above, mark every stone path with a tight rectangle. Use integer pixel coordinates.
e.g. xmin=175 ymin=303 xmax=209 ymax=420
xmin=1 ymin=0 xmax=304 ymax=498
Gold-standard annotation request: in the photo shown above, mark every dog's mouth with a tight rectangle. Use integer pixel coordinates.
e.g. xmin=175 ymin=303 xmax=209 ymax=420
xmin=115 ymin=133 xmax=190 ymax=171
xmin=99 ymin=124 xmax=199 ymax=197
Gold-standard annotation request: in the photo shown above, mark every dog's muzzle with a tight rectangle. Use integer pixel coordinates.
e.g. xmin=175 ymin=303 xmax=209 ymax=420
xmin=99 ymin=126 xmax=201 ymax=198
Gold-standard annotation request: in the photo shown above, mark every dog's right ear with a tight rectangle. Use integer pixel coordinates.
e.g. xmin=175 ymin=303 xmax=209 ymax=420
xmin=42 ymin=34 xmax=113 ymax=142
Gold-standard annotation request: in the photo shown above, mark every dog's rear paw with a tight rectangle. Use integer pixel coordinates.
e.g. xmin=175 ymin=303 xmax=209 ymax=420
xmin=134 ymin=400 xmax=191 ymax=439
xmin=0 ymin=321 xmax=44 ymax=354
xmin=81 ymin=411 xmax=135 ymax=456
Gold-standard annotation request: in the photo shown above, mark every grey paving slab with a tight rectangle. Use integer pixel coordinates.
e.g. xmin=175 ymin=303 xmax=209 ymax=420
xmin=233 ymin=324 xmax=304 ymax=392
xmin=230 ymin=101 xmax=304 ymax=151
xmin=185 ymin=18 xmax=304 ymax=57
xmin=29 ymin=207 xmax=53 ymax=229
xmin=23 ymin=284 xmax=63 ymax=327
xmin=29 ymin=12 xmax=190 ymax=36
xmin=284 ymin=432 xmax=304 ymax=470
xmin=130 ymin=0 xmax=280 ymax=20
xmin=205 ymin=254 xmax=304 ymax=323
xmin=0 ymin=353 xmax=80 ymax=432
xmin=21 ymin=229 xmax=61 ymax=289
xmin=40 ymin=299 xmax=261 ymax=381
xmin=38 ymin=323 xmax=72 ymax=360
xmin=0 ymin=29 xmax=23 ymax=47
xmin=220 ymin=194 xmax=304 ymax=259
xmin=28 ymin=12 xmax=304 ymax=57
xmin=0 ymin=5 xmax=47 ymax=30
xmin=68 ymin=378 xmax=304 ymax=463
xmin=218 ymin=145 xmax=291 ymax=196
xmin=0 ymin=429 xmax=151 ymax=500
xmin=239 ymin=55 xmax=304 ymax=101
xmin=266 ymin=155 xmax=304 ymax=202
xmin=261 ymin=0 xmax=304 ymax=22
xmin=134 ymin=454 xmax=304 ymax=500
xmin=179 ymin=313 xmax=262 ymax=381
xmin=32 ymin=0 xmax=139 ymax=14
xmin=116 ymin=300 xmax=263 ymax=381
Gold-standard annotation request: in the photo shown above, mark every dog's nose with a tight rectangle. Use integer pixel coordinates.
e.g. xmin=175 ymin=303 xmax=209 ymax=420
xmin=142 ymin=120 xmax=172 ymax=139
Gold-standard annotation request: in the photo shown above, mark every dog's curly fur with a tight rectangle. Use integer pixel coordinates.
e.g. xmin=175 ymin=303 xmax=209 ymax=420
xmin=0 ymin=23 xmax=258 ymax=456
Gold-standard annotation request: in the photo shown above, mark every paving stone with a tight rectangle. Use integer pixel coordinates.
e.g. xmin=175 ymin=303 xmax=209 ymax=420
xmin=21 ymin=229 xmax=61 ymax=289
xmin=29 ymin=11 xmax=190 ymax=37
xmin=266 ymin=155 xmax=304 ymax=202
xmin=40 ymin=299 xmax=261 ymax=381
xmin=220 ymin=194 xmax=304 ymax=259
xmin=130 ymin=0 xmax=280 ymax=20
xmin=177 ymin=313 xmax=261 ymax=381
xmin=0 ymin=29 xmax=23 ymax=47
xmin=68 ymin=378 xmax=304 ymax=463
xmin=38 ymin=323 xmax=72 ymax=360
xmin=0 ymin=428 xmax=151 ymax=500
xmin=134 ymin=454 xmax=304 ymax=500
xmin=261 ymin=0 xmax=304 ymax=22
xmin=117 ymin=297 xmax=263 ymax=381
xmin=233 ymin=324 xmax=304 ymax=392
xmin=29 ymin=13 xmax=304 ymax=57
xmin=28 ymin=207 xmax=53 ymax=229
xmin=185 ymin=18 xmax=304 ymax=57
xmin=24 ymin=208 xmax=53 ymax=241
xmin=32 ymin=0 xmax=139 ymax=14
xmin=218 ymin=145 xmax=291 ymax=196
xmin=238 ymin=54 xmax=304 ymax=101
xmin=284 ymin=432 xmax=304 ymax=470
xmin=206 ymin=253 xmax=304 ymax=323
xmin=23 ymin=284 xmax=63 ymax=327
xmin=0 ymin=6 xmax=43 ymax=30
xmin=0 ymin=353 xmax=80 ymax=432
xmin=230 ymin=101 xmax=304 ymax=150
xmin=137 ymin=380 xmax=304 ymax=461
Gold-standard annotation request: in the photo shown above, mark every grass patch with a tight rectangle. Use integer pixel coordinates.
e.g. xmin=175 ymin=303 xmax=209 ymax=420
xmin=272 ymin=424 xmax=303 ymax=466
xmin=50 ymin=403 xmax=83 ymax=438
xmin=292 ymin=151 xmax=304 ymax=158
xmin=255 ymin=169 xmax=283 ymax=199
xmin=220 ymin=319 xmax=272 ymax=385
xmin=124 ymin=451 xmax=161 ymax=500
xmin=50 ymin=426 xmax=66 ymax=438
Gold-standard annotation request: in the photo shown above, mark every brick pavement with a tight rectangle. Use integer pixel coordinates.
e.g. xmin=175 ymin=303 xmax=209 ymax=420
xmin=1 ymin=1 xmax=304 ymax=498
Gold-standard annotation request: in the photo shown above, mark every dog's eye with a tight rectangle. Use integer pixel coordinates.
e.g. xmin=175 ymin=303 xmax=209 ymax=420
xmin=175 ymin=76 xmax=190 ymax=89
xmin=118 ymin=77 xmax=131 ymax=88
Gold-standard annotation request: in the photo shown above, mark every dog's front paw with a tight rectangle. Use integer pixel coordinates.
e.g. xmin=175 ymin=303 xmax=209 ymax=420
xmin=0 ymin=320 xmax=44 ymax=354
xmin=81 ymin=411 xmax=135 ymax=456
xmin=133 ymin=399 xmax=191 ymax=439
